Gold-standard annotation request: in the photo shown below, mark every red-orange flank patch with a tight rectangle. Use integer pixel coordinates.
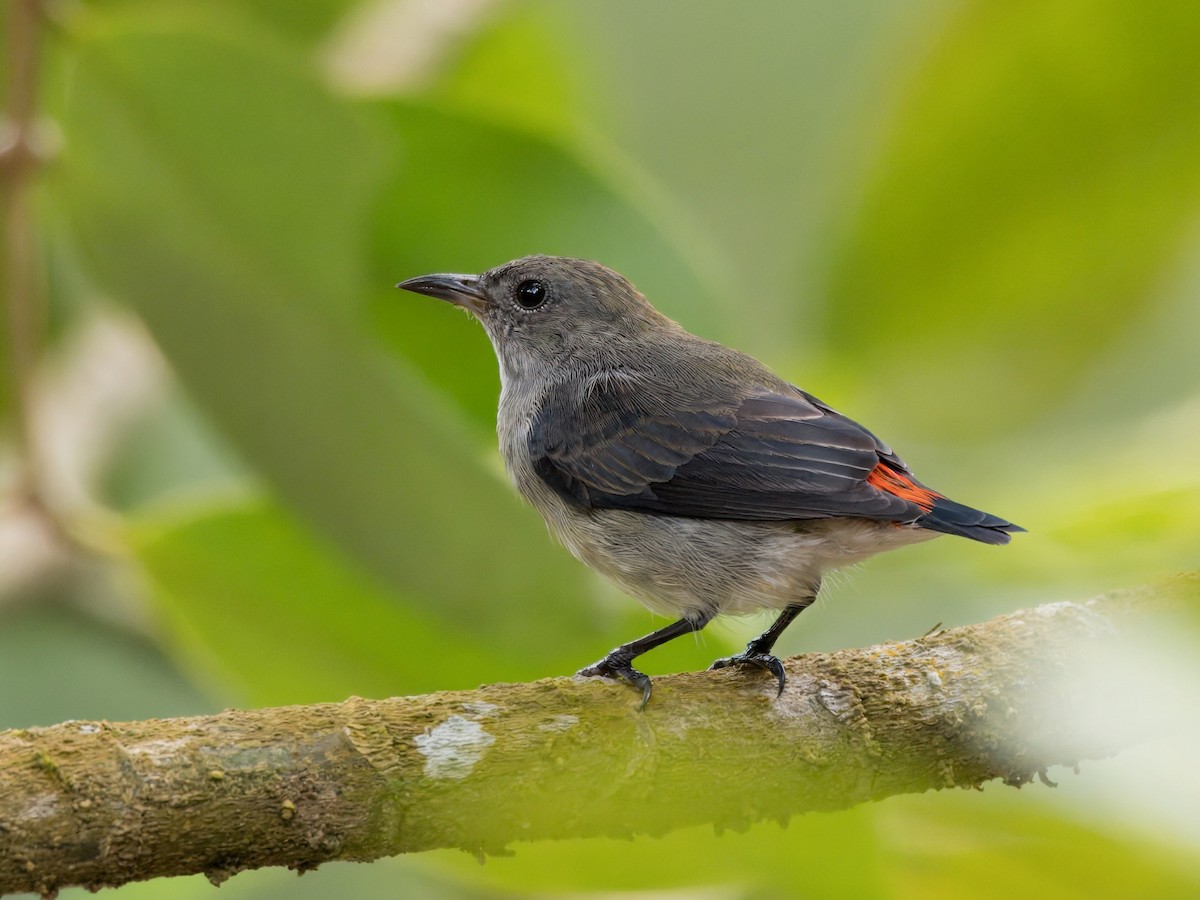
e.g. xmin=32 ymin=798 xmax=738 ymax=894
xmin=866 ymin=464 xmax=940 ymax=512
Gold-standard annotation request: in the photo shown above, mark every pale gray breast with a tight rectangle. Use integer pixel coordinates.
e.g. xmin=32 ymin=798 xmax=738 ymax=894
xmin=496 ymin=372 xmax=553 ymax=505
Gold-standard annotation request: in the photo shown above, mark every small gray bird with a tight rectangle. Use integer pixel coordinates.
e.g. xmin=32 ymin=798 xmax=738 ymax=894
xmin=399 ymin=256 xmax=1021 ymax=705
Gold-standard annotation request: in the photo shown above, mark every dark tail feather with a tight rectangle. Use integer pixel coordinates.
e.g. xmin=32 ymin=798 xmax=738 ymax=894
xmin=917 ymin=496 xmax=1024 ymax=545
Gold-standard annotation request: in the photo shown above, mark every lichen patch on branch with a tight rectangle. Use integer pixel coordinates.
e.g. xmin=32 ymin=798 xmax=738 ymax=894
xmin=414 ymin=715 xmax=496 ymax=780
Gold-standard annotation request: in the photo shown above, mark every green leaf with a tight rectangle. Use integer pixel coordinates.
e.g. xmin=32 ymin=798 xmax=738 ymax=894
xmin=131 ymin=498 xmax=529 ymax=704
xmin=431 ymin=806 xmax=886 ymax=898
xmin=222 ymin=0 xmax=358 ymax=43
xmin=879 ymin=787 xmax=1200 ymax=900
xmin=58 ymin=13 xmax=376 ymax=314
xmin=107 ymin=855 xmax=496 ymax=900
xmin=429 ymin=3 xmax=589 ymax=140
xmin=100 ymin=383 xmax=252 ymax=513
xmin=58 ymin=17 xmax=608 ymax=668
xmin=369 ymin=101 xmax=730 ymax=431
xmin=824 ymin=0 xmax=1200 ymax=439
xmin=0 ymin=602 xmax=214 ymax=729
xmin=432 ymin=780 xmax=1200 ymax=898
xmin=80 ymin=0 xmax=358 ymax=45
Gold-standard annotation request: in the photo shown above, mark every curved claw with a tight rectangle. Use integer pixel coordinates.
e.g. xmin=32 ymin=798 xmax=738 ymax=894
xmin=709 ymin=651 xmax=787 ymax=696
xmin=577 ymin=657 xmax=654 ymax=709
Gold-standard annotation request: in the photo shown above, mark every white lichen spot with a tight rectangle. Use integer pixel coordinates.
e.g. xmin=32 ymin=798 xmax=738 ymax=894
xmin=21 ymin=794 xmax=58 ymax=821
xmin=926 ymin=669 xmax=944 ymax=689
xmin=125 ymin=737 xmax=191 ymax=763
xmin=460 ymin=701 xmax=500 ymax=718
xmin=537 ymin=714 xmax=579 ymax=733
xmin=415 ymin=715 xmax=496 ymax=780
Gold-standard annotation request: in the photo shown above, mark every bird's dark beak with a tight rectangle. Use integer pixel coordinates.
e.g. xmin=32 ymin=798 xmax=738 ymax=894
xmin=396 ymin=273 xmax=487 ymax=311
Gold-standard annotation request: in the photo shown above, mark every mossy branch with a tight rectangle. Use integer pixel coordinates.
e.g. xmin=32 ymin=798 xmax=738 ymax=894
xmin=1 ymin=575 xmax=1195 ymax=897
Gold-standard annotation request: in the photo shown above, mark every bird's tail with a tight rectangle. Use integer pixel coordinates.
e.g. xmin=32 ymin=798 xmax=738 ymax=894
xmin=917 ymin=496 xmax=1024 ymax=545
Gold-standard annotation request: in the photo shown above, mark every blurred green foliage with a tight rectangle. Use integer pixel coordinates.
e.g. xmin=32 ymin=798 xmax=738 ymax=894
xmin=2 ymin=0 xmax=1199 ymax=897
xmin=825 ymin=1 xmax=1200 ymax=439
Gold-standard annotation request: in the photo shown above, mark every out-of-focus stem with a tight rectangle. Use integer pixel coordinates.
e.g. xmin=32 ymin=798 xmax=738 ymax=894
xmin=1 ymin=0 xmax=47 ymax=506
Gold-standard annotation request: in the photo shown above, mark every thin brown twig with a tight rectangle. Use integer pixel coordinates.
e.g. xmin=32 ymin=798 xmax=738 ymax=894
xmin=1 ymin=0 xmax=47 ymax=507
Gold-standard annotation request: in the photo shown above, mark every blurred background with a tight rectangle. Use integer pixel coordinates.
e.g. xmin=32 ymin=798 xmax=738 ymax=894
xmin=2 ymin=0 xmax=1199 ymax=897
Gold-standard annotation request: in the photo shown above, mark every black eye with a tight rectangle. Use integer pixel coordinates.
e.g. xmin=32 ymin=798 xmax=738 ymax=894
xmin=516 ymin=279 xmax=547 ymax=309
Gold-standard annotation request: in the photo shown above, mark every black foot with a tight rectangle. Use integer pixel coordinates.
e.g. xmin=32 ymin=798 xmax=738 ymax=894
xmin=577 ymin=656 xmax=654 ymax=709
xmin=709 ymin=651 xmax=787 ymax=696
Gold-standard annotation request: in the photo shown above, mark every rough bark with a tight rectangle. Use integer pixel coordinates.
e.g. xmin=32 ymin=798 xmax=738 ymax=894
xmin=1 ymin=575 xmax=1195 ymax=897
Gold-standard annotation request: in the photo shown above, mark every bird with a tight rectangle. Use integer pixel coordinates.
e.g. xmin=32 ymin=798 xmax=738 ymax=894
xmin=398 ymin=256 xmax=1022 ymax=706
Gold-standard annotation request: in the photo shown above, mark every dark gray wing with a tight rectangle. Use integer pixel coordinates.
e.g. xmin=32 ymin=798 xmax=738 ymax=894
xmin=528 ymin=376 xmax=924 ymax=523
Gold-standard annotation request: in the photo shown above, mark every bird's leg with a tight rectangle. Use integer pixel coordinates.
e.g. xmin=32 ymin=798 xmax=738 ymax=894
xmin=577 ymin=610 xmax=715 ymax=709
xmin=709 ymin=585 xmax=820 ymax=696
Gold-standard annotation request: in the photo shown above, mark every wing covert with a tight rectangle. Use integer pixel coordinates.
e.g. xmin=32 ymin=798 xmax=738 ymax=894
xmin=528 ymin=377 xmax=927 ymax=524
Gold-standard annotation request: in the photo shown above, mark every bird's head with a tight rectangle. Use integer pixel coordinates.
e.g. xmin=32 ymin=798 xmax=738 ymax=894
xmin=398 ymin=255 xmax=673 ymax=380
